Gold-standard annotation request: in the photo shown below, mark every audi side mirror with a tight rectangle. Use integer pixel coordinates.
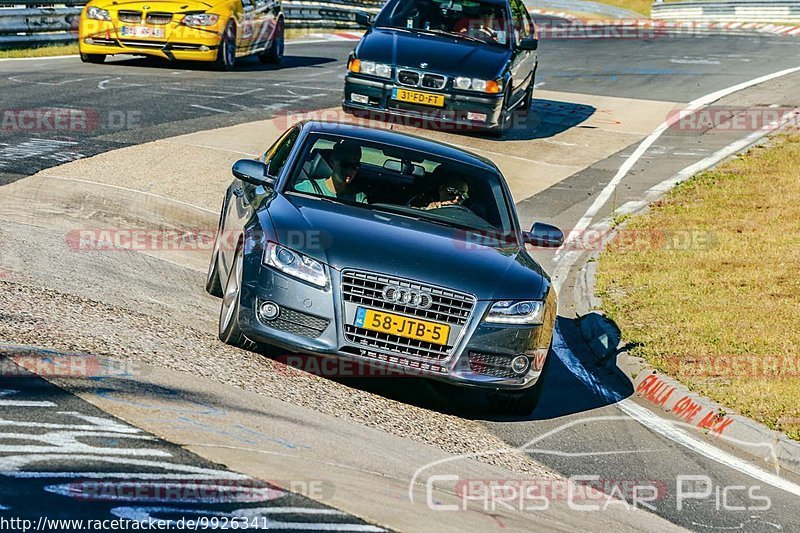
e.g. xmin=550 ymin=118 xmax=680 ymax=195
xmin=525 ymin=222 xmax=564 ymax=248
xmin=232 ymin=159 xmax=275 ymax=187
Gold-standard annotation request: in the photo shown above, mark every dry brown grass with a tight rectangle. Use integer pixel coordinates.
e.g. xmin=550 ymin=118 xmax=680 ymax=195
xmin=596 ymin=133 xmax=800 ymax=440
xmin=588 ymin=0 xmax=653 ymax=16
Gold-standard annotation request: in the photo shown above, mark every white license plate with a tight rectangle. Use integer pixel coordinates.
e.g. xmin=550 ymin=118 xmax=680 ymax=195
xmin=121 ymin=26 xmax=165 ymax=38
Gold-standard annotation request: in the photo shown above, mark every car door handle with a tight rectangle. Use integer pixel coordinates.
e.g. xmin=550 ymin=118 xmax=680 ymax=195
xmin=233 ymin=188 xmax=244 ymax=198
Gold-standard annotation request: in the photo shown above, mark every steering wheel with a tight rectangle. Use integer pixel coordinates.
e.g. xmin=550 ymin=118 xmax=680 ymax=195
xmin=465 ymin=26 xmax=496 ymax=41
xmin=431 ymin=204 xmax=472 ymax=213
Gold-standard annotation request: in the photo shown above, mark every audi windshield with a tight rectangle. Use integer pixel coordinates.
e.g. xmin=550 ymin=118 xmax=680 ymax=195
xmin=285 ymin=133 xmax=517 ymax=241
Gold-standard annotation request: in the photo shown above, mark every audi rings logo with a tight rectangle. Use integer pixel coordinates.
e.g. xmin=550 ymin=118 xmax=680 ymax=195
xmin=381 ymin=285 xmax=433 ymax=309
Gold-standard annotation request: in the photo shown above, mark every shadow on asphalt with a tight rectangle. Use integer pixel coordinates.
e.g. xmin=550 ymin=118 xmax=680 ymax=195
xmin=0 ymin=313 xmax=634 ymax=429
xmin=105 ymin=54 xmax=337 ymax=72
xmin=348 ymin=98 xmax=596 ymax=142
xmin=323 ymin=315 xmax=634 ymax=422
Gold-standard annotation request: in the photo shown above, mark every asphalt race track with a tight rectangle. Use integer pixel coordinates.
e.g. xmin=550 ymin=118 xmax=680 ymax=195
xmin=2 ymin=25 xmax=800 ymax=532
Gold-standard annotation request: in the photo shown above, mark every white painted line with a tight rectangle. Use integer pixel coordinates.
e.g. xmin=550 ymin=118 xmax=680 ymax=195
xmin=0 ymin=55 xmax=78 ymax=62
xmin=0 ymin=400 xmax=55 ymax=407
xmin=2 ymin=455 xmax=250 ymax=479
xmin=551 ymin=64 xmax=800 ymax=290
xmin=288 ymin=521 xmax=382 ymax=530
xmin=160 ymin=140 xmax=257 ymax=156
xmin=548 ymin=331 xmax=800 ymax=498
xmin=190 ymin=104 xmax=231 ymax=114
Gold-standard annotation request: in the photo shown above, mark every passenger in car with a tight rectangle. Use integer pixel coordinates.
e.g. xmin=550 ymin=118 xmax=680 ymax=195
xmin=295 ymin=142 xmax=368 ymax=203
xmin=424 ymin=177 xmax=470 ymax=210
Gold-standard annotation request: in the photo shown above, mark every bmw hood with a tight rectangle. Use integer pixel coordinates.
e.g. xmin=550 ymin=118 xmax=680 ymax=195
xmin=90 ymin=0 xmax=214 ymax=11
xmin=265 ymin=195 xmax=546 ymax=300
xmin=356 ymin=27 xmax=511 ymax=81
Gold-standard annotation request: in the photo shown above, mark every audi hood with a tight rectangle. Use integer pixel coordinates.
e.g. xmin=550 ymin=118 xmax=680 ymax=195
xmin=261 ymin=194 xmax=548 ymax=301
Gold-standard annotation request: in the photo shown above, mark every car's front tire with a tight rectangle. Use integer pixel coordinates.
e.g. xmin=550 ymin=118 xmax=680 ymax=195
xmin=489 ymin=90 xmax=510 ymax=139
xmin=259 ymin=18 xmax=284 ymax=65
xmin=80 ymin=53 xmax=106 ymax=64
xmin=214 ymin=21 xmax=237 ymax=71
xmin=218 ymin=245 xmax=252 ymax=349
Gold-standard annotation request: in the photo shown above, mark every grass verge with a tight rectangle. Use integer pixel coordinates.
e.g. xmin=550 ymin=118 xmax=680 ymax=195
xmin=587 ymin=0 xmax=652 ymax=16
xmin=596 ymin=133 xmax=800 ymax=440
xmin=0 ymin=43 xmax=78 ymax=59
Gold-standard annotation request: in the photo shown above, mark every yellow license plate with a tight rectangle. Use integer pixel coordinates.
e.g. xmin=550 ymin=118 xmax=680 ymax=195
xmin=355 ymin=307 xmax=450 ymax=345
xmin=392 ymin=88 xmax=445 ymax=107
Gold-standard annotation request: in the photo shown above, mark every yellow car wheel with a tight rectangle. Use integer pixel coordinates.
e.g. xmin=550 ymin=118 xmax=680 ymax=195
xmin=214 ymin=20 xmax=236 ymax=71
xmin=258 ymin=17 xmax=284 ymax=65
xmin=80 ymin=53 xmax=106 ymax=64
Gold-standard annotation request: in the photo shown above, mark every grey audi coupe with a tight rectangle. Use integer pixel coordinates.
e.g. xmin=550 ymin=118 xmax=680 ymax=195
xmin=206 ymin=121 xmax=562 ymax=414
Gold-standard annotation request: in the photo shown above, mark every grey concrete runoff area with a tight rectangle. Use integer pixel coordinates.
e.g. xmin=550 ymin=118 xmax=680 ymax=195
xmin=1 ymin=26 xmax=800 ymax=532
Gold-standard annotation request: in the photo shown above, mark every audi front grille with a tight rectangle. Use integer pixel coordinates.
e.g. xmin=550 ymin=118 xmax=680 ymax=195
xmin=341 ymin=270 xmax=475 ymax=361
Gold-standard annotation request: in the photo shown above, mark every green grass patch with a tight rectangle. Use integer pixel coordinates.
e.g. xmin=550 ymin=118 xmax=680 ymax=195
xmin=596 ymin=134 xmax=800 ymax=440
xmin=0 ymin=43 xmax=79 ymax=59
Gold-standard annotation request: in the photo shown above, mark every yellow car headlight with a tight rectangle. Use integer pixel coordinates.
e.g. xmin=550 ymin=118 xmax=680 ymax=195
xmin=86 ymin=6 xmax=111 ymax=21
xmin=182 ymin=13 xmax=220 ymax=26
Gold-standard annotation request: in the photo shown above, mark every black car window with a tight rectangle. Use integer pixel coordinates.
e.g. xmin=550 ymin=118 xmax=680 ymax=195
xmin=263 ymin=126 xmax=300 ymax=178
xmin=285 ymin=133 xmax=515 ymax=241
xmin=375 ymin=0 xmax=511 ymax=46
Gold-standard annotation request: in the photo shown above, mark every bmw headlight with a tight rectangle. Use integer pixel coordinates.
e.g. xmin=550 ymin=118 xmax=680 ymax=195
xmin=182 ymin=13 xmax=219 ymax=26
xmin=484 ymin=300 xmax=545 ymax=325
xmin=264 ymin=242 xmax=328 ymax=288
xmin=349 ymin=59 xmax=392 ymax=79
xmin=454 ymin=77 xmax=503 ymax=94
xmin=86 ymin=6 xmax=111 ymax=21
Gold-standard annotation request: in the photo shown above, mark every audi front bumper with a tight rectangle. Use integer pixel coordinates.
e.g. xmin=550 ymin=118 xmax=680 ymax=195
xmin=238 ymin=263 xmax=555 ymax=391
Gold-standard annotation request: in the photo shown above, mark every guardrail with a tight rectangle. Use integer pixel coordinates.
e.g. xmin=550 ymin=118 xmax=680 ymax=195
xmin=0 ymin=0 xmax=381 ymax=49
xmin=652 ymin=1 xmax=800 ymax=22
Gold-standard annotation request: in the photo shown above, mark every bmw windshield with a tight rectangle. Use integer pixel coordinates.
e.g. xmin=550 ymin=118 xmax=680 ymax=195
xmin=285 ymin=133 xmax=517 ymax=243
xmin=374 ymin=0 xmax=512 ymax=47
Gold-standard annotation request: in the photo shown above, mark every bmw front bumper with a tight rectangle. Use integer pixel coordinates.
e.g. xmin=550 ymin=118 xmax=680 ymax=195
xmin=342 ymin=74 xmax=506 ymax=131
xmin=238 ymin=263 xmax=554 ymax=391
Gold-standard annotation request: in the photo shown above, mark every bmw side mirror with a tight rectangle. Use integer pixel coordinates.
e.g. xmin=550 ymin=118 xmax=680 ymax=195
xmin=525 ymin=222 xmax=563 ymax=248
xmin=232 ymin=159 xmax=275 ymax=187
xmin=354 ymin=11 xmax=373 ymax=28
xmin=519 ymin=37 xmax=538 ymax=51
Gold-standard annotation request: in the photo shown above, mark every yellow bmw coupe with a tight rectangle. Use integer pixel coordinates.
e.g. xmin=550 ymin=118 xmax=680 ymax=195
xmin=78 ymin=0 xmax=284 ymax=69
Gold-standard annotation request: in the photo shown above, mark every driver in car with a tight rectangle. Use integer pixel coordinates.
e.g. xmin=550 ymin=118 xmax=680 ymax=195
xmin=425 ymin=177 xmax=470 ymax=210
xmin=295 ymin=142 xmax=368 ymax=203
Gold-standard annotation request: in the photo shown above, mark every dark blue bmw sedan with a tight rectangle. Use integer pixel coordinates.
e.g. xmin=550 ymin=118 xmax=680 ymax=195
xmin=206 ymin=121 xmax=562 ymax=414
xmin=343 ymin=0 xmax=539 ymax=135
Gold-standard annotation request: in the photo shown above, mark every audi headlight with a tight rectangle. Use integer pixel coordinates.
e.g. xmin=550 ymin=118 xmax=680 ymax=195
xmin=86 ymin=6 xmax=111 ymax=21
xmin=453 ymin=77 xmax=503 ymax=94
xmin=182 ymin=13 xmax=219 ymax=26
xmin=484 ymin=300 xmax=545 ymax=325
xmin=264 ymin=242 xmax=328 ymax=288
xmin=349 ymin=59 xmax=392 ymax=79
